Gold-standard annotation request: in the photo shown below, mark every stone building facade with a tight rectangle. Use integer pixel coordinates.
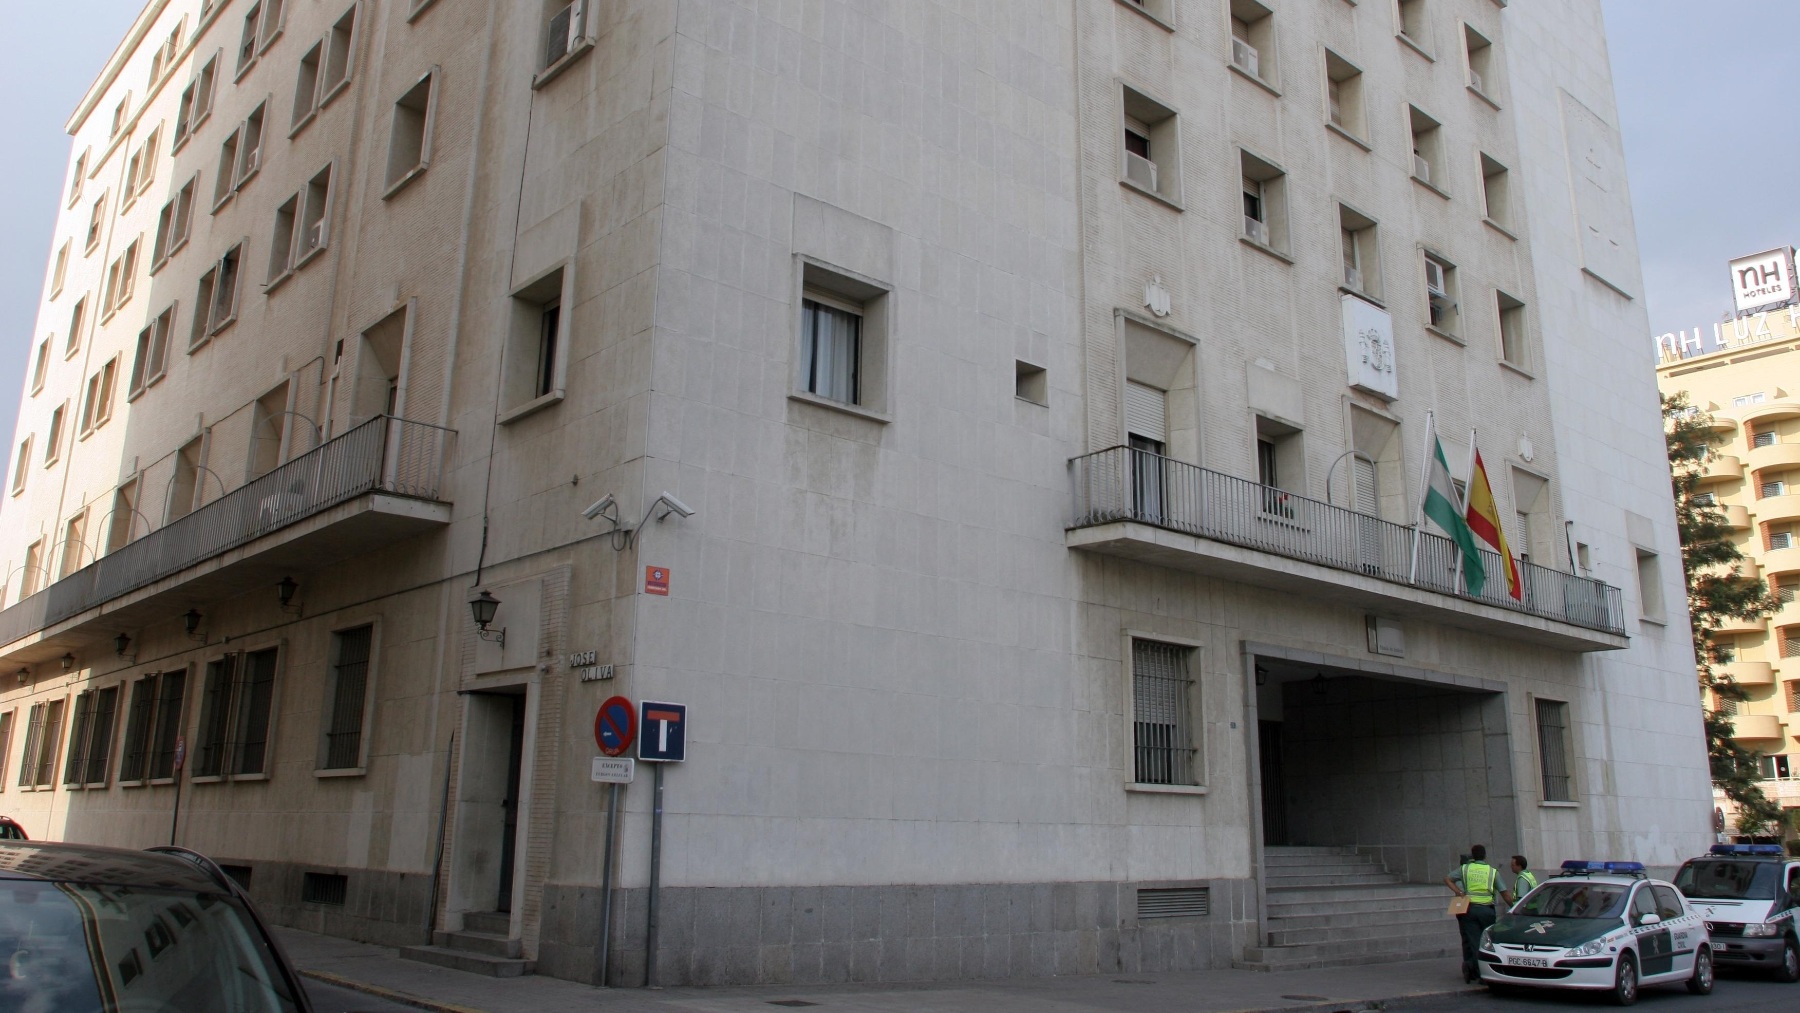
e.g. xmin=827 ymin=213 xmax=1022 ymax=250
xmin=0 ymin=0 xmax=1710 ymax=985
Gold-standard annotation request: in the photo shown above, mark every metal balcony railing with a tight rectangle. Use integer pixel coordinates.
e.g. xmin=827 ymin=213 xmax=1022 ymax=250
xmin=0 ymin=416 xmax=454 ymax=648
xmin=1070 ymin=446 xmax=1626 ymax=636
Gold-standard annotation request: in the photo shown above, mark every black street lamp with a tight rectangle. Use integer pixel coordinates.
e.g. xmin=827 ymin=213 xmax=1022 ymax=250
xmin=468 ymin=590 xmax=505 ymax=645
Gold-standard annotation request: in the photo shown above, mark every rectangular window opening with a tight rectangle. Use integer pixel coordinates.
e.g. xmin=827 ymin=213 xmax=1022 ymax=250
xmin=385 ymin=71 xmax=436 ymax=191
xmin=1121 ymin=85 xmax=1182 ymax=204
xmin=322 ymin=625 xmax=373 ymax=769
xmin=1132 ymin=639 xmax=1197 ymax=786
xmin=1535 ymin=698 xmax=1573 ymax=802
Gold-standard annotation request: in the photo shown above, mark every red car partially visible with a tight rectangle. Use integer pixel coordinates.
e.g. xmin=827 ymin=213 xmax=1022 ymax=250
xmin=0 ymin=817 xmax=25 ymax=840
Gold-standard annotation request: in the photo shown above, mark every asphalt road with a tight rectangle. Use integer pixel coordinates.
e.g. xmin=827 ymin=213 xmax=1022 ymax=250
xmin=306 ymin=979 xmax=423 ymax=1013
xmin=1391 ymin=971 xmax=1795 ymax=1012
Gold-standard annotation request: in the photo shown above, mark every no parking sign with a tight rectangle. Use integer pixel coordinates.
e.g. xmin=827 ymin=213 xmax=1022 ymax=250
xmin=594 ymin=696 xmax=636 ymax=757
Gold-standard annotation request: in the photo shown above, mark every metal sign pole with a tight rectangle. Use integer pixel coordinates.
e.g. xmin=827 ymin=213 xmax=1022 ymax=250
xmin=645 ymin=761 xmax=665 ymax=988
xmin=597 ymin=781 xmax=621 ymax=986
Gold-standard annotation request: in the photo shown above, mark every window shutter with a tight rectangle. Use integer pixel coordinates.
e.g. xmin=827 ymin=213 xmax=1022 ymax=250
xmin=1124 ymin=381 xmax=1167 ymax=444
xmin=1353 ymin=456 xmax=1379 ymax=516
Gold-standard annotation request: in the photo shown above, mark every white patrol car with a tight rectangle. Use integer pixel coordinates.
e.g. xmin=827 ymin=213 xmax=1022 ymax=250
xmin=1477 ymin=860 xmax=1713 ymax=1005
xmin=1674 ymin=844 xmax=1800 ymax=982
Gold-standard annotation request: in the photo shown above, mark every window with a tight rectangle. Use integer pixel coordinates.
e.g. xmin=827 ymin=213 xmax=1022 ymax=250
xmin=270 ymin=164 xmax=333 ymax=284
xmin=147 ymin=19 xmax=185 ymax=86
xmin=1771 ymin=526 xmax=1794 ymax=551
xmin=214 ymin=128 xmax=241 ymax=207
xmin=1256 ymin=415 xmax=1302 ymax=517
xmin=45 ymin=404 xmax=65 ymax=465
xmin=63 ymin=686 xmax=119 ymax=788
xmin=1239 ymin=150 xmax=1287 ymax=253
xmin=1789 ymin=681 xmax=1800 ymax=714
xmin=268 ymin=196 xmax=297 ymax=284
xmin=1409 ymin=106 xmax=1444 ymax=191
xmin=500 ymin=267 xmax=567 ymax=414
xmin=50 ymin=242 xmax=69 ymax=298
xmin=1422 ymin=252 xmax=1459 ymax=336
xmin=175 ymin=54 xmax=218 ymax=149
xmin=30 ymin=340 xmax=49 ymax=394
xmin=1763 ymin=479 xmax=1786 ymax=499
xmin=1120 ymin=85 xmax=1182 ymax=205
xmin=59 ymin=511 xmax=88 ymax=579
xmin=1777 ymin=576 xmax=1799 ymax=605
xmin=1015 ymin=361 xmax=1047 ymax=405
xmin=322 ymin=625 xmax=374 ymax=769
xmin=1131 ymin=638 xmax=1197 ymax=786
xmin=1535 ymin=698 xmax=1573 ymax=802
xmin=1464 ymin=23 xmax=1495 ymax=96
xmin=1228 ymin=1 xmax=1277 ymax=86
xmin=103 ymin=239 xmax=140 ymax=317
xmin=106 ymin=479 xmax=140 ymax=553
xmin=794 ymin=260 xmax=891 ymax=415
xmin=1480 ymin=154 xmax=1511 ymax=230
xmin=248 ymin=383 xmax=289 ymax=478
xmin=153 ymin=175 xmax=197 ymax=269
xmin=168 ymin=437 xmax=203 ymax=522
xmin=237 ymin=103 xmax=267 ymax=186
xmin=542 ymin=1 xmax=589 ymax=71
xmin=291 ymin=40 xmax=322 ymax=129
xmin=385 ymin=70 xmax=437 ymax=193
xmin=1635 ymin=547 xmax=1664 ymax=621
xmin=192 ymin=244 xmax=242 ymax=347
xmin=1339 ymin=205 xmax=1382 ymax=298
xmin=18 ymin=699 xmax=66 ymax=790
xmin=119 ymin=670 xmax=188 ymax=783
xmin=1126 ymin=382 xmax=1168 ymax=520
xmin=193 ymin=647 xmax=279 ymax=778
xmin=131 ymin=305 xmax=174 ymax=396
xmin=1497 ymin=292 xmax=1528 ymax=368
xmin=1323 ymin=50 xmax=1366 ymax=141
xmin=11 ymin=440 xmax=30 ymax=496
xmin=110 ymin=93 xmax=132 ymax=139
xmin=79 ymin=359 xmax=118 ymax=435
xmin=1783 ymin=627 xmax=1800 ymax=659
xmin=237 ymin=2 xmax=264 ymax=76
xmin=0 ymin=711 xmax=11 ymax=789
xmin=67 ymin=149 xmax=88 ymax=208
xmin=1397 ymin=0 xmax=1427 ymax=49
xmin=319 ymin=6 xmax=358 ymax=100
xmin=1120 ymin=0 xmax=1171 ymax=24
xmin=258 ymin=0 xmax=286 ymax=50
xmin=85 ymin=194 xmax=106 ymax=252
xmin=125 ymin=127 xmax=159 ymax=201
xmin=67 ymin=296 xmax=87 ymax=356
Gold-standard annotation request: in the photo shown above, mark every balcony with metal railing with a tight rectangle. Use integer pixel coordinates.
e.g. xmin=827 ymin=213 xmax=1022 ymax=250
xmin=1068 ymin=447 xmax=1627 ymax=651
xmin=0 ymin=416 xmax=455 ymax=662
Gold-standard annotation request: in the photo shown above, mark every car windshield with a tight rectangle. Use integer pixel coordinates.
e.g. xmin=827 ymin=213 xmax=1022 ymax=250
xmin=1673 ymin=860 xmax=1781 ymax=901
xmin=1513 ymin=881 xmax=1629 ymax=919
xmin=0 ymin=878 xmax=304 ymax=1013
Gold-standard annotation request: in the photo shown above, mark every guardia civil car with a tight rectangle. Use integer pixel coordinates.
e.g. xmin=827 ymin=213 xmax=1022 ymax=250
xmin=1674 ymin=844 xmax=1800 ymax=981
xmin=1477 ymin=861 xmax=1713 ymax=1005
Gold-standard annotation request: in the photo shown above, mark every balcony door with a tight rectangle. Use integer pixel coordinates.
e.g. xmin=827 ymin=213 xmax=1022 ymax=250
xmin=1126 ymin=381 xmax=1168 ymax=525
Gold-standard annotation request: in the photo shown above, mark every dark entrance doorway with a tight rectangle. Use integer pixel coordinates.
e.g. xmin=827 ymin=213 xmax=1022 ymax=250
xmin=1259 ymin=720 xmax=1289 ymax=846
xmin=496 ymin=694 xmax=525 ymax=913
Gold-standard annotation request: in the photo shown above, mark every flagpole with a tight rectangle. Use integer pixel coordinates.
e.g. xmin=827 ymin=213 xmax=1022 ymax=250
xmin=1451 ymin=429 xmax=1478 ymax=594
xmin=1407 ymin=411 xmax=1435 ymax=584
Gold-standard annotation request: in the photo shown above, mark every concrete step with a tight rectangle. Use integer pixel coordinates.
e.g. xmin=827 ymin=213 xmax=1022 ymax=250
xmin=1266 ymin=900 xmax=1451 ymax=930
xmin=1266 ymin=884 xmax=1446 ymax=908
xmin=1261 ymin=872 xmax=1406 ymax=889
xmin=399 ymin=944 xmax=533 ymax=978
xmin=1264 ymin=851 xmax=1382 ymax=868
xmin=433 ymin=929 xmax=522 ymax=958
xmin=462 ymin=911 xmax=512 ymax=935
xmin=1269 ymin=918 xmax=1456 ymax=946
xmin=1252 ymin=927 xmax=1454 ymax=960
xmin=1263 ymin=846 xmax=1360 ymax=856
xmin=1234 ymin=940 xmax=1460 ymax=973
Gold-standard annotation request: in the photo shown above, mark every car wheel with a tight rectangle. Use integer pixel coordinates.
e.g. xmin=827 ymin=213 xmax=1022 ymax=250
xmin=1686 ymin=945 xmax=1714 ymax=995
xmin=1612 ymin=952 xmax=1639 ymax=1006
xmin=1778 ymin=937 xmax=1800 ymax=984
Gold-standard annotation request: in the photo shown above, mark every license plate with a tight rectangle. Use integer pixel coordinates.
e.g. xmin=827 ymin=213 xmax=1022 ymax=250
xmin=1507 ymin=956 xmax=1549 ymax=967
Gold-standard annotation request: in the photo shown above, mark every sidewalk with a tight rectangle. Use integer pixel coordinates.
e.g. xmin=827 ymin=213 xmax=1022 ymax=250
xmin=280 ymin=928 xmax=1479 ymax=1013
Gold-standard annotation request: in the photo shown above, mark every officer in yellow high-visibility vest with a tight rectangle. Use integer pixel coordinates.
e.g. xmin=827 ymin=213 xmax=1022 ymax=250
xmin=1504 ymin=854 xmax=1538 ymax=909
xmin=1443 ymin=843 xmax=1501 ymax=984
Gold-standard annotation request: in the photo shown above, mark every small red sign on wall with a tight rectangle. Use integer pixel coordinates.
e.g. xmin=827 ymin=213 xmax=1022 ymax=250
xmin=645 ymin=566 xmax=670 ymax=596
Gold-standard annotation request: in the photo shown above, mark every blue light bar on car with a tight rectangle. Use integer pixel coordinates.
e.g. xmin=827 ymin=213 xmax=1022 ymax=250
xmin=1560 ymin=860 xmax=1646 ymax=874
xmin=1709 ymin=844 xmax=1785 ymax=857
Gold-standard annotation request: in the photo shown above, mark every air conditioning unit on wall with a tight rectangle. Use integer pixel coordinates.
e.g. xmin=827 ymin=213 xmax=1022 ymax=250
xmin=1244 ymin=216 xmax=1270 ymax=245
xmin=1124 ymin=151 xmax=1158 ymax=192
xmin=1232 ymin=38 xmax=1260 ymax=77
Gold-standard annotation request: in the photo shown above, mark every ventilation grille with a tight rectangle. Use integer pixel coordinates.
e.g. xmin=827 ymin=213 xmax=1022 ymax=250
xmin=218 ymin=864 xmax=253 ymax=891
xmin=301 ymin=872 xmax=348 ymax=906
xmin=1137 ymin=886 xmax=1210 ymax=920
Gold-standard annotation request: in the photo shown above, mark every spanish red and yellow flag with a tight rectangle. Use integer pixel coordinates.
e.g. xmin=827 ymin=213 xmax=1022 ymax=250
xmin=1464 ymin=450 xmax=1522 ymax=600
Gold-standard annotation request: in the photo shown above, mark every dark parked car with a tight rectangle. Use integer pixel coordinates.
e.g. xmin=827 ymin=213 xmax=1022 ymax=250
xmin=0 ymin=840 xmax=311 ymax=1012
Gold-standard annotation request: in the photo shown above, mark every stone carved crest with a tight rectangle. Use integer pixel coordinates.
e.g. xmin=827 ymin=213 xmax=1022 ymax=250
xmin=1145 ymin=276 xmax=1172 ymax=318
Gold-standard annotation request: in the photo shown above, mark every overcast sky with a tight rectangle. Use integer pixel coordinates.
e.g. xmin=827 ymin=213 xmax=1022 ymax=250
xmin=0 ymin=1 xmax=1794 ymax=443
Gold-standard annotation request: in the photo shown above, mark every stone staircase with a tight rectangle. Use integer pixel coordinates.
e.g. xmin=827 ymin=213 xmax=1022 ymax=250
xmin=1235 ymin=846 xmax=1459 ymax=972
xmin=399 ymin=911 xmax=533 ymax=977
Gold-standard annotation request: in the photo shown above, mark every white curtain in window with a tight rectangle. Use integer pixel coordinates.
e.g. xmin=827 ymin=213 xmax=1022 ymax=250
xmin=803 ymin=300 xmax=860 ymax=404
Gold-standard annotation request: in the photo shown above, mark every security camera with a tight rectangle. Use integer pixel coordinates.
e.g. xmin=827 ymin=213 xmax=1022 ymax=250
xmin=581 ymin=494 xmax=617 ymax=520
xmin=654 ymin=492 xmax=694 ymax=519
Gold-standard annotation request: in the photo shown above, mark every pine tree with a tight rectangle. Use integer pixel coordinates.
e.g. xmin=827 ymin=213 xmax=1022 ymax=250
xmin=1663 ymin=392 xmax=1784 ymax=834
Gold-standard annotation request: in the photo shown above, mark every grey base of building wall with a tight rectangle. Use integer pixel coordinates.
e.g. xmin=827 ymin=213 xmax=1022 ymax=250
xmin=227 ymin=858 xmax=435 ymax=950
xmin=536 ymin=879 xmax=1258 ymax=987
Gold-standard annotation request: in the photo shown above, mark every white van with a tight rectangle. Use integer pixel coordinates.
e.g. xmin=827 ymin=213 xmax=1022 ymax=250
xmin=1673 ymin=844 xmax=1800 ymax=982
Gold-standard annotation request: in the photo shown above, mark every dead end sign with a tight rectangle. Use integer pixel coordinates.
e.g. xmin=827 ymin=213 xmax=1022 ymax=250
xmin=638 ymin=701 xmax=686 ymax=762
xmin=595 ymin=696 xmax=636 ymax=757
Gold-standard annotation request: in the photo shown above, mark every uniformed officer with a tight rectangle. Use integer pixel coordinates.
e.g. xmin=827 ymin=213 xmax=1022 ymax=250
xmin=1444 ymin=843 xmax=1502 ymax=983
xmin=1504 ymin=854 xmax=1538 ymax=909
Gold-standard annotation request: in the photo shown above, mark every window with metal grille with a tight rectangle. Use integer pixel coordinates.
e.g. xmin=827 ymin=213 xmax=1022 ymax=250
xmin=1772 ymin=529 xmax=1795 ymax=551
xmin=1132 ymin=639 xmax=1196 ymax=786
xmin=194 ymin=649 xmax=278 ymax=777
xmin=1137 ymin=886 xmax=1210 ymax=919
xmin=1780 ymin=578 xmax=1800 ymax=605
xmin=323 ymin=626 xmax=373 ymax=769
xmin=62 ymin=686 xmax=118 ymax=787
xmin=1783 ymin=630 xmax=1800 ymax=659
xmin=1752 ymin=429 xmax=1776 ymax=449
xmin=119 ymin=671 xmax=187 ymax=782
xmin=0 ymin=710 xmax=13 ymax=789
xmin=20 ymin=699 xmax=65 ymax=789
xmin=1762 ymin=481 xmax=1785 ymax=499
xmin=220 ymin=864 xmax=253 ymax=890
xmin=1535 ymin=698 xmax=1573 ymax=801
xmin=301 ymin=872 xmax=347 ymax=905
xmin=1788 ymin=681 xmax=1800 ymax=713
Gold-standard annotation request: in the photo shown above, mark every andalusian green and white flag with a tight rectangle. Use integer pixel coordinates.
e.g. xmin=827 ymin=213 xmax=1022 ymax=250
xmin=1423 ymin=432 xmax=1486 ymax=596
